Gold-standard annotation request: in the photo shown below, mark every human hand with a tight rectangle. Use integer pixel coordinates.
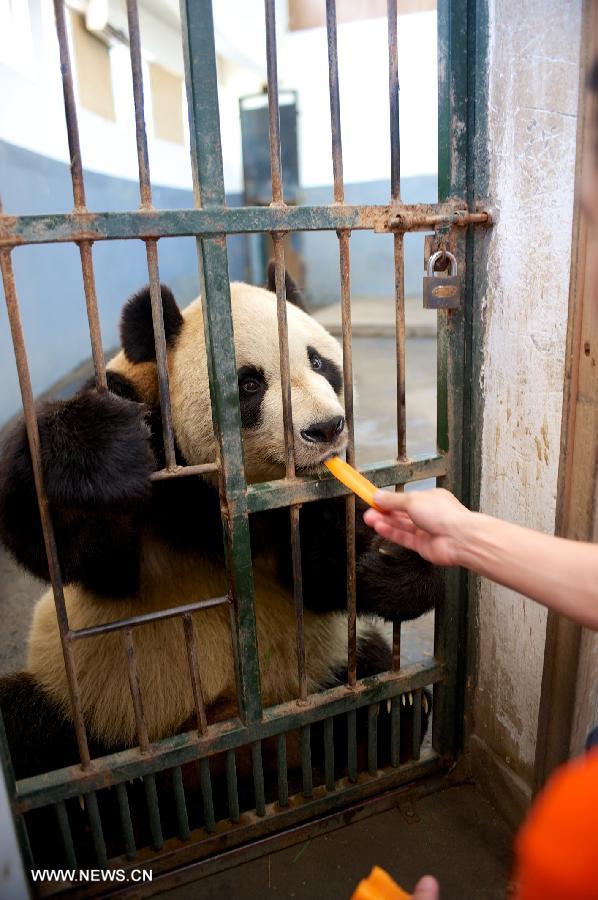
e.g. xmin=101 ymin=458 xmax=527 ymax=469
xmin=413 ymin=875 xmax=440 ymax=899
xmin=363 ymin=488 xmax=471 ymax=567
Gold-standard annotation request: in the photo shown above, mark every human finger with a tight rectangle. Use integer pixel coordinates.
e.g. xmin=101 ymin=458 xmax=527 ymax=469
xmin=412 ymin=875 xmax=440 ymax=900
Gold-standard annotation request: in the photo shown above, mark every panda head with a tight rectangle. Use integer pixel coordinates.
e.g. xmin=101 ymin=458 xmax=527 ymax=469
xmin=117 ymin=271 xmax=347 ymax=483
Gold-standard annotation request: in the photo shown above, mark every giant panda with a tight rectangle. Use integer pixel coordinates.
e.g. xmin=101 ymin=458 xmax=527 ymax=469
xmin=0 ymin=269 xmax=441 ymax=856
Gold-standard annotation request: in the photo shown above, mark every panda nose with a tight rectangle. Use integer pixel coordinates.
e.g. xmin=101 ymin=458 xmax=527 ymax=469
xmin=300 ymin=416 xmax=345 ymax=444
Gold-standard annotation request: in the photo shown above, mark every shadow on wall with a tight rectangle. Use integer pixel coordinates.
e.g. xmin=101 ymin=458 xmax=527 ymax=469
xmin=0 ymin=140 xmax=247 ymax=425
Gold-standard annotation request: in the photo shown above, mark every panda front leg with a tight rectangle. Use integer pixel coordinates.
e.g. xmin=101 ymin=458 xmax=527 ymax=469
xmin=0 ymin=387 xmax=154 ymax=598
xmin=295 ymin=495 xmax=443 ymax=623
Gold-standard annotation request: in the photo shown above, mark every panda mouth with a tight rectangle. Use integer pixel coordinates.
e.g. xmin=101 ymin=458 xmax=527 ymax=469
xmin=296 ymin=450 xmax=342 ymax=476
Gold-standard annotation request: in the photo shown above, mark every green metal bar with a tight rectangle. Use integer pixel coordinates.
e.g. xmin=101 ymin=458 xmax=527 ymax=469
xmin=15 ymin=660 xmax=443 ymax=813
xmin=412 ymin=689 xmax=423 ymax=761
xmin=180 ymin=0 xmax=262 ymax=725
xmin=225 ymin=750 xmax=240 ymax=823
xmin=347 ymin=711 xmax=358 ymax=783
xmin=115 ymin=782 xmax=137 ymax=860
xmin=55 ymin=801 xmax=77 ymax=867
xmin=171 ymin=767 xmax=190 ymax=841
xmin=390 ymin=696 xmax=401 ymax=768
xmin=367 ymin=704 xmax=378 ymax=776
xmin=301 ymin=726 xmax=313 ymax=799
xmin=276 ymin=734 xmax=289 ymax=808
xmin=324 ymin=718 xmax=335 ymax=791
xmin=252 ymin=742 xmax=266 ymax=817
xmin=199 ymin=758 xmax=216 ymax=834
xmin=247 ymin=455 xmax=446 ymax=513
xmin=432 ymin=0 xmax=472 ymax=762
xmin=85 ymin=792 xmax=108 ymax=867
xmin=143 ymin=774 xmax=164 ymax=850
xmin=0 ymin=202 xmax=485 ymax=247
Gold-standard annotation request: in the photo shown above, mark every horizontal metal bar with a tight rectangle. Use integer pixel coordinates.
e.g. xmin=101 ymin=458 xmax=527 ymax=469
xmin=0 ymin=204 xmax=489 ymax=247
xmin=247 ymin=454 xmax=447 ymax=513
xmin=14 ymin=659 xmax=443 ymax=812
xmin=69 ymin=595 xmax=230 ymax=641
xmin=150 ymin=462 xmax=219 ymax=482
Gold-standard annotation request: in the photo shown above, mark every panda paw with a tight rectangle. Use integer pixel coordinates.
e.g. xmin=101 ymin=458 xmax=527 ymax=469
xmin=0 ymin=390 xmax=154 ymax=590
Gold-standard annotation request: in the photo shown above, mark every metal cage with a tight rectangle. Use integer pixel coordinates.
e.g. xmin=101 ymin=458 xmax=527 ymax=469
xmin=0 ymin=0 xmax=488 ymax=892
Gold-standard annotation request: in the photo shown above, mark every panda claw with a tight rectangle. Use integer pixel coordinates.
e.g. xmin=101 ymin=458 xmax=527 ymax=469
xmin=422 ymin=694 xmax=429 ymax=715
xmin=409 ymin=691 xmax=413 ymax=706
xmin=78 ymin=795 xmax=85 ymax=812
xmin=401 ymin=694 xmax=406 ymax=707
xmin=387 ymin=700 xmax=392 ymax=715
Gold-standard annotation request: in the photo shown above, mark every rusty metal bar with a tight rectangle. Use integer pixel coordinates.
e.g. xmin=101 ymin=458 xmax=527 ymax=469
xmin=0 ymin=246 xmax=91 ymax=768
xmin=0 ymin=204 xmax=491 ymax=247
xmin=340 ymin=234 xmax=357 ymax=688
xmin=390 ymin=696 xmax=401 ymax=768
xmin=301 ymin=726 xmax=313 ymax=798
xmin=126 ymin=0 xmax=152 ymax=210
xmin=276 ymin=734 xmax=289 ymax=808
xmin=125 ymin=0 xmax=177 ymax=467
xmin=150 ymin=462 xmax=219 ymax=482
xmin=387 ymin=0 xmax=401 ymax=203
xmin=55 ymin=801 xmax=77 ymax=867
xmin=53 ymin=0 xmax=107 ymax=391
xmin=411 ymin=689 xmax=422 ymax=761
xmin=367 ymin=704 xmax=378 ymax=776
xmin=325 ymin=3 xmax=358 ymax=693
xmin=85 ymin=792 xmax=107 ymax=867
xmin=324 ymin=717 xmax=335 ymax=791
xmin=225 ymin=750 xmax=240 ymax=823
xmin=326 ymin=0 xmax=343 ymax=203
xmin=15 ymin=659 xmax=444 ymax=812
xmin=272 ymin=234 xmax=307 ymax=703
xmin=347 ymin=710 xmax=357 ymax=783
xmin=264 ymin=0 xmax=284 ymax=204
xmin=145 ymin=246 xmax=177 ymax=471
xmin=122 ymin=627 xmax=150 ymax=751
xmin=53 ymin=0 xmax=85 ymax=210
xmin=183 ymin=613 xmax=209 ymax=734
xmin=199 ymin=758 xmax=216 ymax=833
xmin=272 ymin=235 xmax=295 ymax=476
xmin=115 ymin=782 xmax=137 ymax=860
xmin=171 ymin=767 xmax=190 ymax=841
xmin=144 ymin=774 xmax=164 ymax=848
xmin=70 ymin=595 xmax=229 ymax=641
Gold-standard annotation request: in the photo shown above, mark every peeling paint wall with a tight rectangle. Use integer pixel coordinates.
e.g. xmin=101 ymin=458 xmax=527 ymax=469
xmin=473 ymin=0 xmax=582 ymax=789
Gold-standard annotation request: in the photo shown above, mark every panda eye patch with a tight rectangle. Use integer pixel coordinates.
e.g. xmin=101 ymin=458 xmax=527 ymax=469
xmin=237 ymin=366 xmax=267 ymax=428
xmin=307 ymin=345 xmax=343 ymax=395
xmin=310 ymin=352 xmax=323 ymax=371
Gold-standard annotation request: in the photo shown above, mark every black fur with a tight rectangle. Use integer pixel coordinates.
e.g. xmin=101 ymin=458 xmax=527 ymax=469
xmin=0 ymin=388 xmax=154 ymax=596
xmin=120 ymin=284 xmax=183 ymax=364
xmin=266 ymin=260 xmax=304 ymax=309
xmin=261 ymin=497 xmax=441 ymax=624
xmin=307 ymin=345 xmax=343 ymax=395
xmin=0 ymin=673 xmax=92 ymax=779
xmin=237 ymin=365 xmax=268 ymax=429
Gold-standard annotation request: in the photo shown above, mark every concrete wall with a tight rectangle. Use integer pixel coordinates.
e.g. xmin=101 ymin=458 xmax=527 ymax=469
xmin=471 ymin=0 xmax=582 ymax=804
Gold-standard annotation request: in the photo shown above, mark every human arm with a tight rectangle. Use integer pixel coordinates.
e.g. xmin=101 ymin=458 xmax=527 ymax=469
xmin=363 ymin=488 xmax=598 ymax=629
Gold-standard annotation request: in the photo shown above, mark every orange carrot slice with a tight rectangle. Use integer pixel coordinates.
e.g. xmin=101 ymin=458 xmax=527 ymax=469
xmin=351 ymin=866 xmax=412 ymax=900
xmin=324 ymin=457 xmax=381 ymax=510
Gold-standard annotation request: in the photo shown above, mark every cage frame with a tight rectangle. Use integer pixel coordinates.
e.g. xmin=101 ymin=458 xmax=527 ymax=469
xmin=0 ymin=0 xmax=487 ymax=891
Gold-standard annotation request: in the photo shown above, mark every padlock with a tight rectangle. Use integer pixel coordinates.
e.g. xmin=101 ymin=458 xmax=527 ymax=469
xmin=423 ymin=250 xmax=460 ymax=310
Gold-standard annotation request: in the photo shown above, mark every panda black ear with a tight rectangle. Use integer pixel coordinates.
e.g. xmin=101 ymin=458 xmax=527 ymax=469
xmin=266 ymin=260 xmax=304 ymax=309
xmin=120 ymin=284 xmax=183 ymax=364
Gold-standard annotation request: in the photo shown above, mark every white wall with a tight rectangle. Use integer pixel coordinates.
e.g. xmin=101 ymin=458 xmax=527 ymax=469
xmin=278 ymin=12 xmax=437 ymax=188
xmin=473 ymin=0 xmax=582 ymax=792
